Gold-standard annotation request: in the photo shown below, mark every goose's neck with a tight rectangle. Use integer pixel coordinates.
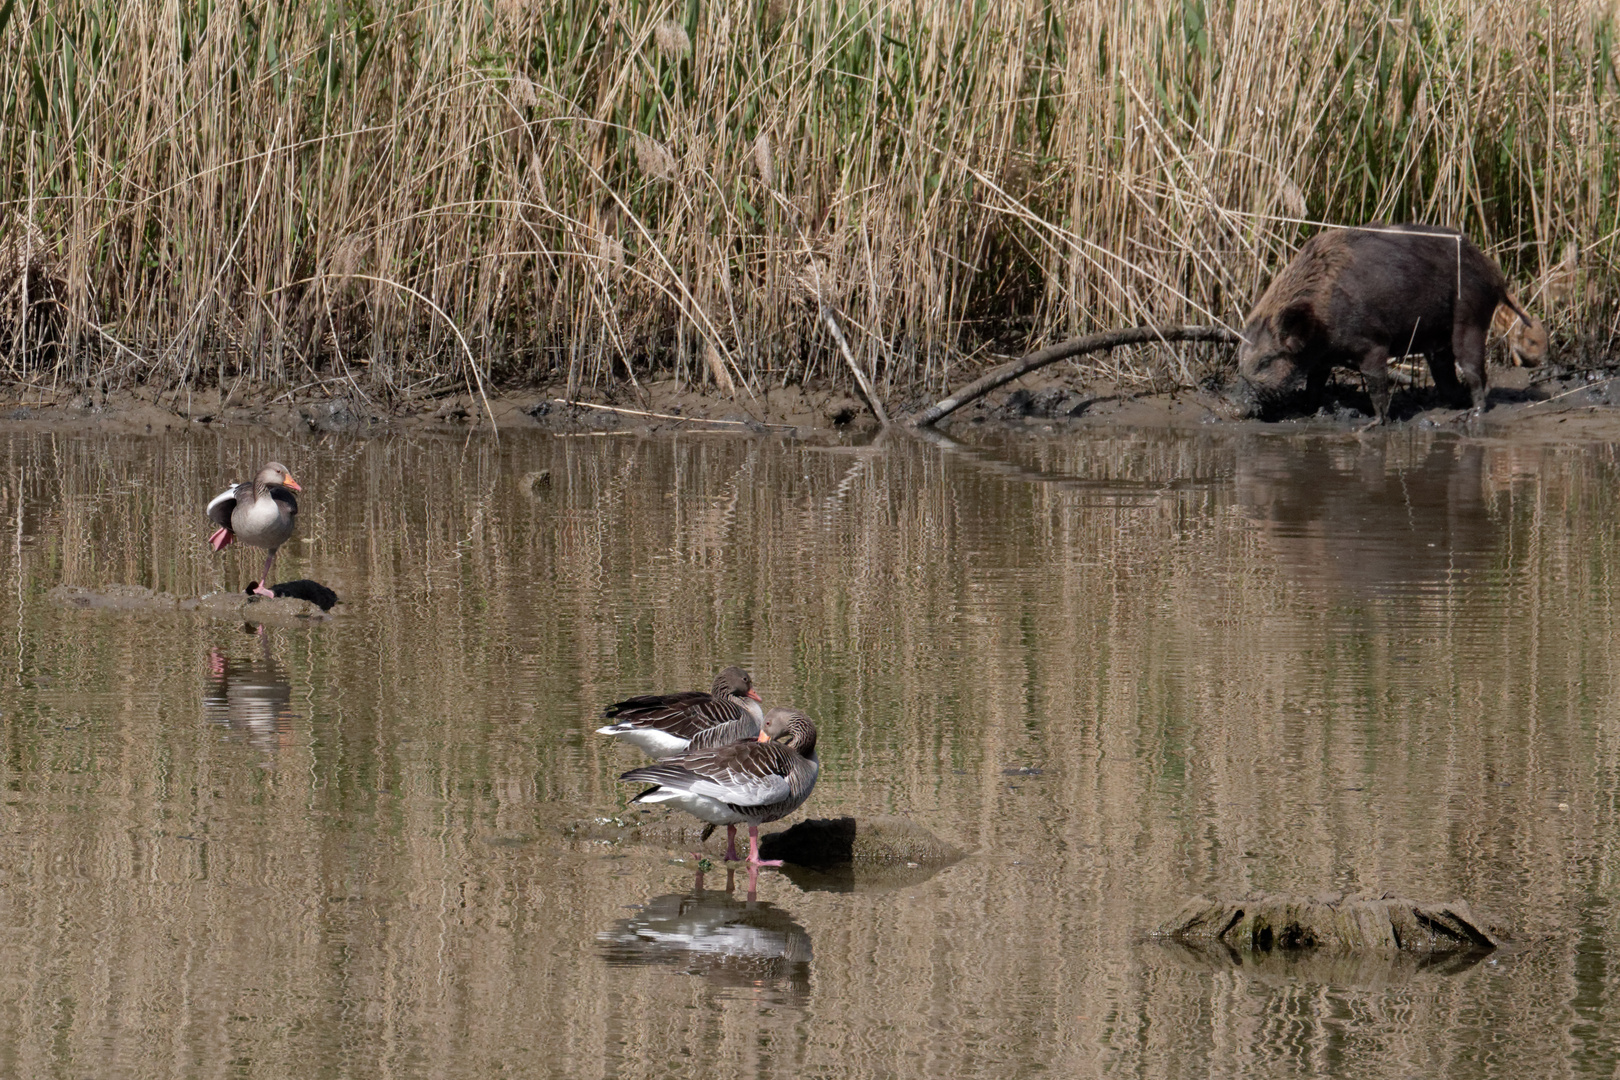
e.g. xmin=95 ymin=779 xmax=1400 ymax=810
xmin=789 ymin=722 xmax=817 ymax=760
xmin=736 ymin=694 xmax=767 ymax=726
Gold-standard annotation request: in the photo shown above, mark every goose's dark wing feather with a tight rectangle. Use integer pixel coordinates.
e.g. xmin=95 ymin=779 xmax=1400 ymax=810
xmin=270 ymin=485 xmax=298 ymax=516
xmin=603 ymin=690 xmax=746 ymax=739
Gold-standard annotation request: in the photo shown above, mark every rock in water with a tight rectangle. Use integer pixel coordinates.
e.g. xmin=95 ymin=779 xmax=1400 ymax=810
xmin=1155 ymin=893 xmax=1502 ymax=954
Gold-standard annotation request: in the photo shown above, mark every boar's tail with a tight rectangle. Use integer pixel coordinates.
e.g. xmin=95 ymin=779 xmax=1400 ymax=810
xmin=1503 ymin=291 xmax=1533 ymax=326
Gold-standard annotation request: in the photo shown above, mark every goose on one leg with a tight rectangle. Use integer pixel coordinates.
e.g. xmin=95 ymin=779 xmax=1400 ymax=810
xmin=207 ymin=462 xmax=301 ymax=598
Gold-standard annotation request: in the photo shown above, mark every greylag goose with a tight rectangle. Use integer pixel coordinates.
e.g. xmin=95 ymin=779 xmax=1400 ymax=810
xmin=619 ymin=707 xmax=819 ymax=867
xmin=207 ymin=462 xmax=301 ymax=598
xmin=596 ymin=666 xmax=765 ymax=758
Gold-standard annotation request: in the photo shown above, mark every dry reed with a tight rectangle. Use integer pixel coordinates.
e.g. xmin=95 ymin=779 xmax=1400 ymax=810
xmin=1 ymin=0 xmax=1617 ymax=403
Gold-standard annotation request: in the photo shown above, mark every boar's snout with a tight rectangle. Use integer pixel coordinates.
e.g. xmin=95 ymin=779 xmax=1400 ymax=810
xmin=1236 ymin=329 xmax=1302 ymax=396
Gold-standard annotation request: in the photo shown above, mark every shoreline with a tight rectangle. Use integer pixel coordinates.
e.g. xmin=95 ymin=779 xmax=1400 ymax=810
xmin=3 ymin=364 xmax=1620 ymax=443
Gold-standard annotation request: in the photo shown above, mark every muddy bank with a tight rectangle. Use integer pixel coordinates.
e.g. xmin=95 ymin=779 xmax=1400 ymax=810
xmin=4 ymin=362 xmax=1620 ymax=441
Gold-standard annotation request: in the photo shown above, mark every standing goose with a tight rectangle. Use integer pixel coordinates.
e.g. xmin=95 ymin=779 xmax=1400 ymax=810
xmin=619 ymin=707 xmax=819 ymax=867
xmin=207 ymin=462 xmax=301 ymax=598
xmin=596 ymin=666 xmax=765 ymax=758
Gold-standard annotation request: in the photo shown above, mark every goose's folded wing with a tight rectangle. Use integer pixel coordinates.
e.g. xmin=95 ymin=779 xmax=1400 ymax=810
xmin=621 ymin=745 xmax=795 ymax=806
xmin=206 ymin=485 xmax=243 ymax=528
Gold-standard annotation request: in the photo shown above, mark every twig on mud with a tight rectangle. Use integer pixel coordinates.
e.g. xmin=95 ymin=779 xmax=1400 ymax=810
xmin=909 ymin=324 xmax=1238 ymax=427
xmin=551 ymin=399 xmax=797 ymax=430
xmin=1522 ymin=376 xmax=1619 ymax=409
xmin=820 ymin=306 xmax=889 ymax=427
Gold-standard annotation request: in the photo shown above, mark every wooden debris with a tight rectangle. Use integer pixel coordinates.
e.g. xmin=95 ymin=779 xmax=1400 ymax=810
xmin=1155 ymin=893 xmax=1502 ymax=954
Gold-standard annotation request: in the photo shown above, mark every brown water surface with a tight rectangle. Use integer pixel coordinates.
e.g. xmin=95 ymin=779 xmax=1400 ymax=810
xmin=1 ymin=423 xmax=1618 ymax=1077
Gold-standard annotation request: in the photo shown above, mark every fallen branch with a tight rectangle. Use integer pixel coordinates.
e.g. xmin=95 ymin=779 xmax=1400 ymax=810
xmin=909 ymin=324 xmax=1239 ymax=427
xmin=821 ymin=305 xmax=889 ymax=427
xmin=551 ymin=399 xmax=797 ymax=430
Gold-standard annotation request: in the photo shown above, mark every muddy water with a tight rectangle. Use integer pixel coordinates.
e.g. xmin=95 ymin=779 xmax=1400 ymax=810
xmin=1 ymin=422 xmax=1618 ymax=1077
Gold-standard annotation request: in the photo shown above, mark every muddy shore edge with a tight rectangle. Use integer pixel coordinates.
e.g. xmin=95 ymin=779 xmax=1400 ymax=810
xmin=3 ymin=363 xmax=1620 ymax=442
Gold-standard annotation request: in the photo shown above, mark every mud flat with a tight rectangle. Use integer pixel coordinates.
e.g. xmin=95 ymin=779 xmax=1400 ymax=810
xmin=49 ymin=584 xmax=333 ymax=625
xmin=8 ymin=361 xmax=1620 ymax=442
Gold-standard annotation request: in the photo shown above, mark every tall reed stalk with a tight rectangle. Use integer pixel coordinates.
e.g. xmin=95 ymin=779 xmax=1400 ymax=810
xmin=0 ymin=0 xmax=1615 ymax=402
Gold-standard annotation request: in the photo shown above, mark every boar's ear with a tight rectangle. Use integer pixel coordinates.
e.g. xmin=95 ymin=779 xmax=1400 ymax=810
xmin=1276 ymin=302 xmax=1315 ymax=352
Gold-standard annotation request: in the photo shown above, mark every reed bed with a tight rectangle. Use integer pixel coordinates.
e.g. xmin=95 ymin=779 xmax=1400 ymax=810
xmin=1 ymin=0 xmax=1616 ymax=404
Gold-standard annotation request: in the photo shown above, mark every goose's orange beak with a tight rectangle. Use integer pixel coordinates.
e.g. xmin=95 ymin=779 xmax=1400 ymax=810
xmin=747 ymin=688 xmax=762 ymax=701
xmin=757 ymin=731 xmax=771 ymax=742
xmin=282 ymin=474 xmax=302 ymax=492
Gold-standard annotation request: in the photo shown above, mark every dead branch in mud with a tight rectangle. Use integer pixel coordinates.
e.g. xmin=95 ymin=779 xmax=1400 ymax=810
xmin=909 ymin=324 xmax=1239 ymax=427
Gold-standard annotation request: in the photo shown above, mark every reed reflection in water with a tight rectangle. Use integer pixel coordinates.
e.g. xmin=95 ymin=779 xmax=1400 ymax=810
xmin=0 ymin=424 xmax=1618 ymax=1077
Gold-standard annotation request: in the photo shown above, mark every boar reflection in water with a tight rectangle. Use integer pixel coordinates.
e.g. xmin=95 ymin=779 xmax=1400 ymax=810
xmin=1235 ymin=438 xmax=1500 ymax=598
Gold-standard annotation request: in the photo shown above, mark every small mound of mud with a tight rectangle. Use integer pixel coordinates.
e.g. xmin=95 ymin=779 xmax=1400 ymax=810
xmin=576 ymin=812 xmax=967 ymax=892
xmin=50 ymin=584 xmax=332 ymax=624
xmin=758 ymin=815 xmax=964 ymax=868
xmin=755 ymin=816 xmax=967 ymax=894
xmin=1155 ymin=893 xmax=1502 ymax=955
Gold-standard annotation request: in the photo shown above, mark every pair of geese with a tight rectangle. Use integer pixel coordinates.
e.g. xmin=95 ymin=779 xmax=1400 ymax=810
xmin=598 ymin=667 xmax=820 ymax=868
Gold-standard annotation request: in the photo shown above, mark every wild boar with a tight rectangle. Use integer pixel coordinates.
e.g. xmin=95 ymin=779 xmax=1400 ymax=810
xmin=1237 ymin=223 xmax=1531 ymax=421
xmin=1491 ymin=296 xmax=1548 ymax=367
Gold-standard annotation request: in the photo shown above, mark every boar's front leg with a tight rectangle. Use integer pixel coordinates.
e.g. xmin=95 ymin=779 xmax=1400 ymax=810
xmin=1452 ymin=321 xmax=1489 ymax=414
xmin=1358 ymin=348 xmax=1393 ymax=423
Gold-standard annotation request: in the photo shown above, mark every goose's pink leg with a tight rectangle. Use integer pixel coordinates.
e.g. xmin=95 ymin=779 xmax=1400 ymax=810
xmin=252 ymin=549 xmax=279 ymax=597
xmin=747 ymin=825 xmax=783 ymax=868
xmin=723 ymin=825 xmax=741 ymax=862
xmin=209 ymin=527 xmax=234 ymax=551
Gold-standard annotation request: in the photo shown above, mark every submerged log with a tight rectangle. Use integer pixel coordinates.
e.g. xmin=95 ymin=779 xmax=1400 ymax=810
xmin=1156 ymin=893 xmax=1502 ymax=954
xmin=909 ymin=324 xmax=1238 ymax=427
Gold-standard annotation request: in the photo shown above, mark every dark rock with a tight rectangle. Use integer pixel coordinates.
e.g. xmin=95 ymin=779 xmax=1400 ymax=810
xmin=825 ymin=399 xmax=860 ymax=426
xmin=306 ymin=399 xmax=359 ymax=432
xmin=246 ymin=579 xmax=339 ymax=611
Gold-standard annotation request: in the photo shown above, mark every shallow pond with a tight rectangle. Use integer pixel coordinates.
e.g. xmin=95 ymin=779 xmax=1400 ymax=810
xmin=1 ymin=421 xmax=1618 ymax=1078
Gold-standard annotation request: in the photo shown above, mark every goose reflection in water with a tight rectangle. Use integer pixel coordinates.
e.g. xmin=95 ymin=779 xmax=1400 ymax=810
xmin=204 ymin=634 xmax=296 ymax=751
xmin=598 ymin=868 xmax=812 ymax=1005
